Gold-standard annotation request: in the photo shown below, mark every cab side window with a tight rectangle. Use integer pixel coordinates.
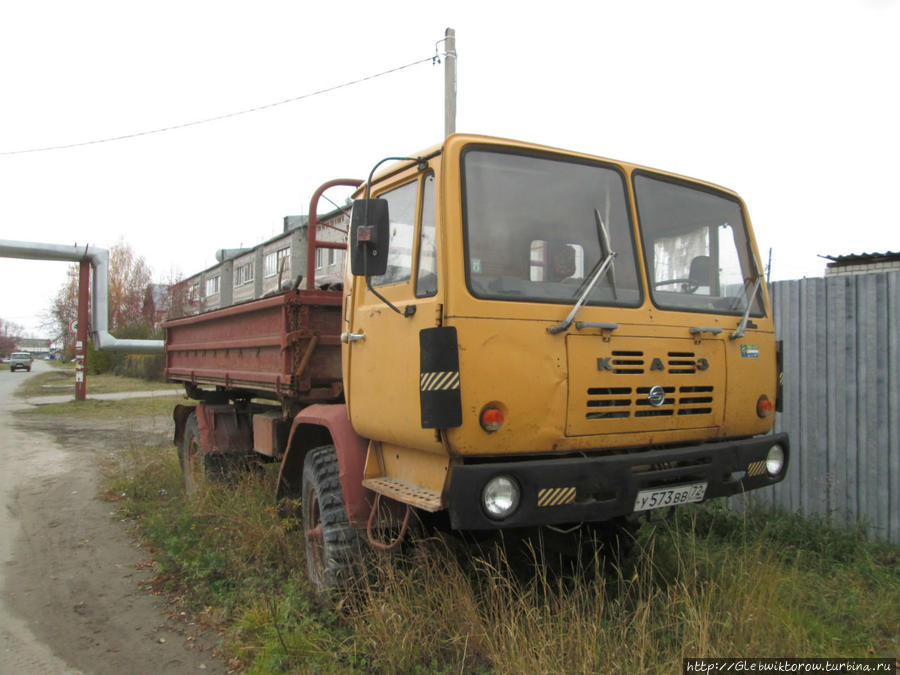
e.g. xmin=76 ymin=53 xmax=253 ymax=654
xmin=415 ymin=175 xmax=437 ymax=297
xmin=371 ymin=181 xmax=417 ymax=287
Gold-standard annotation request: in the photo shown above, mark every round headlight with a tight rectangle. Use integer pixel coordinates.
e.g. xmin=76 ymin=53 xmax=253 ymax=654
xmin=482 ymin=475 xmax=520 ymax=520
xmin=766 ymin=444 xmax=785 ymax=476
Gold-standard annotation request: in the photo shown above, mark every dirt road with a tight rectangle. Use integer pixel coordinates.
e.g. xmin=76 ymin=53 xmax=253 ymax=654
xmin=0 ymin=361 xmax=225 ymax=674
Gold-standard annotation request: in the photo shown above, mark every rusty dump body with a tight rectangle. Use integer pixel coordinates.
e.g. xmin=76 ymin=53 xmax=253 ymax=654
xmin=164 ymin=289 xmax=344 ymax=407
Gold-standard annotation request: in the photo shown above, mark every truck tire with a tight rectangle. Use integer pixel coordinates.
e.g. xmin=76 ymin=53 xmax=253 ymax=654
xmin=302 ymin=445 xmax=359 ymax=593
xmin=179 ymin=411 xmax=252 ymax=495
xmin=180 ymin=412 xmax=205 ymax=495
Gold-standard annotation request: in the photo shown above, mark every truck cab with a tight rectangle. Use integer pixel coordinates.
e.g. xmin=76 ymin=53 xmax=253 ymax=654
xmin=343 ymin=134 xmax=787 ymax=529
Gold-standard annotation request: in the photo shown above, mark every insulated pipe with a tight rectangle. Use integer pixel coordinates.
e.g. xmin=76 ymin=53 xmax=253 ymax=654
xmin=0 ymin=239 xmax=165 ymax=353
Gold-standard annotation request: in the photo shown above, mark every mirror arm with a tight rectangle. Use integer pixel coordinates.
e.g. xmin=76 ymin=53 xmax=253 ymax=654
xmin=355 ymin=155 xmax=427 ymax=319
xmin=364 ymin=276 xmax=405 ymax=316
xmin=364 ymin=156 xmax=427 ymax=199
xmin=362 ymin=253 xmax=405 ymax=316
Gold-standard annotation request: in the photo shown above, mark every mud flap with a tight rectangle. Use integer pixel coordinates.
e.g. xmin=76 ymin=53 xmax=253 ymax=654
xmin=419 ymin=326 xmax=462 ymax=429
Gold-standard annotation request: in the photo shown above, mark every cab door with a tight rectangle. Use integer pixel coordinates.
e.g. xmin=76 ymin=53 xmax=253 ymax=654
xmin=344 ymin=170 xmax=444 ymax=452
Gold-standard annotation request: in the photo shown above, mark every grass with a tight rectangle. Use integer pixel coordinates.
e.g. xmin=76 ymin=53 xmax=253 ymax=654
xmin=15 ymin=368 xmax=180 ymax=398
xmin=22 ymin=395 xmax=179 ymax=418
xmin=28 ymin=388 xmax=895 ymax=672
xmin=101 ymin=441 xmax=899 ymax=674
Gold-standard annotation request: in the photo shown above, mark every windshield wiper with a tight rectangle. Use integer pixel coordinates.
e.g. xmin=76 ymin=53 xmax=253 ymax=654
xmin=730 ymin=274 xmax=764 ymax=340
xmin=548 ymin=209 xmax=617 ymax=335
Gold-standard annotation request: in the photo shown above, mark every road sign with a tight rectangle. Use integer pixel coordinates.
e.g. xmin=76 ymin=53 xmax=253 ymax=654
xmin=69 ymin=319 xmax=78 ymax=334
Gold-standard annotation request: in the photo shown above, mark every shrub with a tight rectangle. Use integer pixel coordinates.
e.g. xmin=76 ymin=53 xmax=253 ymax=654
xmin=85 ymin=322 xmax=165 ymax=380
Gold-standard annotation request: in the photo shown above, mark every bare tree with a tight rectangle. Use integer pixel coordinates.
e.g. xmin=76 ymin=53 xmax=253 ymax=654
xmin=108 ymin=242 xmax=153 ymax=332
xmin=165 ymin=269 xmax=189 ymax=321
xmin=0 ymin=318 xmax=24 ymax=357
xmin=48 ymin=240 xmax=154 ymax=352
xmin=49 ymin=265 xmax=79 ymax=354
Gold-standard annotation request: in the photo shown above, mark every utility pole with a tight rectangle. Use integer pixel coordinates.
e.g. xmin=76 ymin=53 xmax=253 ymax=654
xmin=75 ymin=259 xmax=89 ymax=401
xmin=444 ymin=27 xmax=457 ymax=138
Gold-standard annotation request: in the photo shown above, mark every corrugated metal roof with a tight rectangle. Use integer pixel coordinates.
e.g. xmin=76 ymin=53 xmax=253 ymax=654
xmin=820 ymin=251 xmax=900 ymax=265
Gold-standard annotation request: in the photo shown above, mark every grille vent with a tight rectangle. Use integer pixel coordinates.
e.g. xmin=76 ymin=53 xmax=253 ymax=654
xmin=601 ymin=351 xmax=708 ymax=375
xmin=584 ymin=385 xmax=714 ymax=420
xmin=610 ymin=351 xmax=643 ymax=374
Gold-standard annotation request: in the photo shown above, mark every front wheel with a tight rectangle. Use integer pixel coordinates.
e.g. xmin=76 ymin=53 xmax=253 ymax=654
xmin=302 ymin=445 xmax=360 ymax=593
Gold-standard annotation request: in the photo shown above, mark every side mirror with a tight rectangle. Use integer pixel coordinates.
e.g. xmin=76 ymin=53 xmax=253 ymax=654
xmin=349 ymin=198 xmax=390 ymax=277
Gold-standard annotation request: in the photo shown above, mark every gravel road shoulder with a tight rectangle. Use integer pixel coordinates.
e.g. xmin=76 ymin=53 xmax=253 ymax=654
xmin=0 ymin=371 xmax=226 ymax=674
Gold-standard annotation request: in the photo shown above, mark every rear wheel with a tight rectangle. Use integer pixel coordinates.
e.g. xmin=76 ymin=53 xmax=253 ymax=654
xmin=179 ymin=411 xmax=255 ymax=495
xmin=302 ymin=445 xmax=359 ymax=593
xmin=179 ymin=412 xmax=205 ymax=495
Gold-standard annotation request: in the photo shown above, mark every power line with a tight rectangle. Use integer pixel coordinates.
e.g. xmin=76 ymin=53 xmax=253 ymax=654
xmin=1 ymin=55 xmax=435 ymax=156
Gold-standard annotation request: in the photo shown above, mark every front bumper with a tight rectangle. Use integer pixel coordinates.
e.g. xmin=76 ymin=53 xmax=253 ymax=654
xmin=447 ymin=433 xmax=789 ymax=530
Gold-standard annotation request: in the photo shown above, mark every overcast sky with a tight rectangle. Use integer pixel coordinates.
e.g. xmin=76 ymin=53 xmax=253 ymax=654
xmin=1 ymin=0 xmax=897 ymax=337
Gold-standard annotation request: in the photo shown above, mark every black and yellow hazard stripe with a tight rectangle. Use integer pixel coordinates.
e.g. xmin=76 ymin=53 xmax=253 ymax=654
xmin=420 ymin=370 xmax=460 ymax=391
xmin=537 ymin=486 xmax=577 ymax=508
xmin=747 ymin=460 xmax=766 ymax=477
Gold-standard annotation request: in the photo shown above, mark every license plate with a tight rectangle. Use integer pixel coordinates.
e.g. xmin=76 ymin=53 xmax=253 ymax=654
xmin=633 ymin=482 xmax=707 ymax=512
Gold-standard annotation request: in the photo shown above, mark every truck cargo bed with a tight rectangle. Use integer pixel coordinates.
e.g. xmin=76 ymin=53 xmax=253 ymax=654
xmin=164 ymin=289 xmax=343 ymax=403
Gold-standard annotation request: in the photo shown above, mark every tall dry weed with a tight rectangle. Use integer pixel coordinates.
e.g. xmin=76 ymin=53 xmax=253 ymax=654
xmin=104 ymin=443 xmax=898 ymax=672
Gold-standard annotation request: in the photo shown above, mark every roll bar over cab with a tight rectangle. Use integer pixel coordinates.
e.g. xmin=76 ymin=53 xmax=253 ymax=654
xmin=342 ymin=134 xmax=787 ymax=531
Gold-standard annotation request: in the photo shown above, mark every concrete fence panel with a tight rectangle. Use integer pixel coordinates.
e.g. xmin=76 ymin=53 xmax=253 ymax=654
xmin=751 ymin=272 xmax=899 ymax=543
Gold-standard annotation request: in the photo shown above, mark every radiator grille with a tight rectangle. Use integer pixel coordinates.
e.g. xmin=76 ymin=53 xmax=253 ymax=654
xmin=584 ymin=385 xmax=715 ymax=420
xmin=567 ymin=336 xmax=724 ymax=436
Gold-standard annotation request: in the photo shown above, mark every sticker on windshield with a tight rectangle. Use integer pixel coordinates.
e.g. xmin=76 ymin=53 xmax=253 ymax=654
xmin=470 ymin=258 xmax=482 ymax=274
xmin=741 ymin=344 xmax=760 ymax=358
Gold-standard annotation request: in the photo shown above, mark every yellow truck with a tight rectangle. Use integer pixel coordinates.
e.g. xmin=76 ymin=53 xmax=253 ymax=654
xmin=167 ymin=134 xmax=788 ymax=591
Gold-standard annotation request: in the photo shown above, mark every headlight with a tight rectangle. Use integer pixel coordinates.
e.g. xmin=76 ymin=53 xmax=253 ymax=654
xmin=482 ymin=475 xmax=520 ymax=520
xmin=766 ymin=444 xmax=785 ymax=476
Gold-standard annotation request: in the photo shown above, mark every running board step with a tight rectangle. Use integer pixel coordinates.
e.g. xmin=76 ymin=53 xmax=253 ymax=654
xmin=362 ymin=477 xmax=443 ymax=512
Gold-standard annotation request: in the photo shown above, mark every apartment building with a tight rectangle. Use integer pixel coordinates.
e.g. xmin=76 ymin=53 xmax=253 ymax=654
xmin=171 ymin=208 xmax=348 ymax=318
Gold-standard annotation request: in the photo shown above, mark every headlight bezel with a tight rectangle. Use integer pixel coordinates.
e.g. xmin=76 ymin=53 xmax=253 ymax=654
xmin=482 ymin=474 xmax=521 ymax=520
xmin=766 ymin=444 xmax=785 ymax=476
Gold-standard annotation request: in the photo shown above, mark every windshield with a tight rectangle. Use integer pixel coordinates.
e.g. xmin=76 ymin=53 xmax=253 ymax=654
xmin=462 ymin=149 xmax=641 ymax=307
xmin=634 ymin=173 xmax=764 ymax=317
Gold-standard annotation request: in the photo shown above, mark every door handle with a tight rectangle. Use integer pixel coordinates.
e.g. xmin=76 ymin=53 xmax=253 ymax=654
xmin=341 ymin=332 xmax=366 ymax=343
xmin=689 ymin=326 xmax=722 ymax=337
